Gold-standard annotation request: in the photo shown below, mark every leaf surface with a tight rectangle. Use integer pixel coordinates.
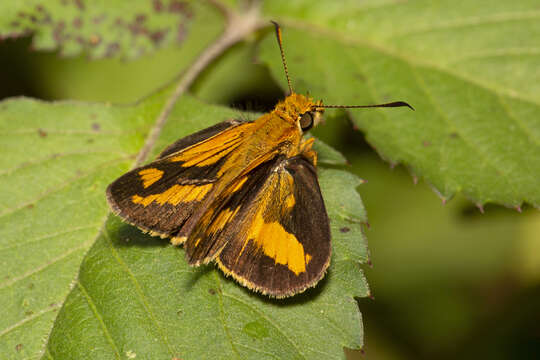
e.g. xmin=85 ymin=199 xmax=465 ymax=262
xmin=260 ymin=0 xmax=540 ymax=207
xmin=0 ymin=0 xmax=207 ymax=59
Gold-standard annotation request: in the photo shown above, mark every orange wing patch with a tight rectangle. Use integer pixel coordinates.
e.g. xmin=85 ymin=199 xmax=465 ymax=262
xmin=245 ymin=202 xmax=311 ymax=276
xmin=168 ymin=125 xmax=250 ymax=167
xmin=132 ymin=184 xmax=213 ymax=207
xmin=138 ymin=168 xmax=164 ymax=188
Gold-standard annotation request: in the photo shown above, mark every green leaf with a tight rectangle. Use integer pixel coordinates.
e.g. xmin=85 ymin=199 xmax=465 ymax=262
xmin=260 ymin=0 xmax=540 ymax=208
xmin=0 ymin=90 xmax=369 ymax=358
xmin=0 ymin=0 xmax=204 ymax=59
xmin=0 ymin=91 xmax=166 ymax=358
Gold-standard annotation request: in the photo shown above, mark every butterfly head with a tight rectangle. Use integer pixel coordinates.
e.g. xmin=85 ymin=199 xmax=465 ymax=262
xmin=276 ymin=93 xmax=324 ymax=132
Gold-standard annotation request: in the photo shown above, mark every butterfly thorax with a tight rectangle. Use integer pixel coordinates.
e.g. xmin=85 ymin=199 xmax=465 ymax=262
xmin=203 ymin=93 xmax=323 ymax=196
xmin=248 ymin=93 xmax=323 ymax=158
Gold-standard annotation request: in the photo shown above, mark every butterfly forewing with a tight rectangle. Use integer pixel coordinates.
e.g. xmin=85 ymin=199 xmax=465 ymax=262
xmin=106 ymin=119 xmax=252 ymax=242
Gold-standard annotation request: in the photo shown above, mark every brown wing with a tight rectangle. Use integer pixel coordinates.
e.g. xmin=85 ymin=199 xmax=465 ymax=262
xmin=106 ymin=120 xmax=253 ymax=243
xmin=186 ymin=155 xmax=331 ymax=298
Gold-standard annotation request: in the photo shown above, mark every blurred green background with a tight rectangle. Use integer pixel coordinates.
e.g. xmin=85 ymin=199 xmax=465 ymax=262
xmin=1 ymin=32 xmax=539 ymax=359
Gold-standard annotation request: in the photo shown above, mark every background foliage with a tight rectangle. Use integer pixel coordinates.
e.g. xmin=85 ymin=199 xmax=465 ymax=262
xmin=0 ymin=0 xmax=539 ymax=359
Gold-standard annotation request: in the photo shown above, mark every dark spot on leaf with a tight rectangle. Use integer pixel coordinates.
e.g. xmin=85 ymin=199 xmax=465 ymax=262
xmin=92 ymin=15 xmax=106 ymax=24
xmin=135 ymin=14 xmax=147 ymax=23
xmin=91 ymin=122 xmax=101 ymax=131
xmin=150 ymin=30 xmax=167 ymax=44
xmin=128 ymin=21 xmax=148 ymax=36
xmin=49 ymin=302 xmax=57 ymax=308
xmin=36 ymin=4 xmax=45 ymax=12
xmin=169 ymin=0 xmax=189 ymax=14
xmin=354 ymin=73 xmax=366 ymax=81
xmin=40 ymin=13 xmax=52 ymax=25
xmin=340 ymin=227 xmax=350 ymax=233
xmin=29 ymin=15 xmax=38 ymax=23
xmin=17 ymin=11 xmax=27 ymax=19
xmin=106 ymin=42 xmax=120 ymax=56
xmin=25 ymin=310 xmax=34 ymax=316
xmin=153 ymin=0 xmax=163 ymax=12
xmin=27 ymin=204 xmax=34 ymax=209
xmin=74 ymin=0 xmax=84 ymax=10
xmin=449 ymin=132 xmax=459 ymax=138
xmin=53 ymin=21 xmax=66 ymax=43
xmin=15 ymin=344 xmax=23 ymax=352
xmin=176 ymin=23 xmax=186 ymax=42
xmin=367 ymin=259 xmax=373 ymax=267
xmin=10 ymin=21 xmax=20 ymax=27
xmin=28 ymin=283 xmax=35 ymax=289
xmin=422 ymin=140 xmax=431 ymax=147
xmin=114 ymin=17 xmax=124 ymax=26
xmin=177 ymin=310 xmax=183 ymax=317
xmin=73 ymin=17 xmax=82 ymax=28
xmin=208 ymin=288 xmax=216 ymax=295
xmin=75 ymin=36 xmax=85 ymax=44
xmin=87 ymin=138 xmax=94 ymax=143
xmin=38 ymin=128 xmax=47 ymax=137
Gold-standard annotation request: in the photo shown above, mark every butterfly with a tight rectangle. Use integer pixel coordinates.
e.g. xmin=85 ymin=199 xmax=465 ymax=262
xmin=106 ymin=21 xmax=412 ymax=298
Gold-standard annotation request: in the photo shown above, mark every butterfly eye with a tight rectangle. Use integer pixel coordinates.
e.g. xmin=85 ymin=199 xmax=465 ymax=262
xmin=299 ymin=112 xmax=314 ymax=131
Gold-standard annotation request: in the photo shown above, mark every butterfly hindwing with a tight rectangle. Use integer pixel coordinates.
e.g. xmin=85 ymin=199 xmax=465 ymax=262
xmin=106 ymin=119 xmax=251 ymax=242
xmin=186 ymin=154 xmax=331 ymax=297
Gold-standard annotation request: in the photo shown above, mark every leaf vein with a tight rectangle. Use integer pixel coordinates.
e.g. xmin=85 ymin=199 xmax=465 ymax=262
xmin=0 ymin=224 xmax=100 ymax=252
xmin=0 ymin=303 xmax=61 ymax=338
xmin=0 ymin=150 xmax=131 ymax=177
xmin=410 ymin=65 xmax=520 ymax=202
xmin=102 ymin=228 xmax=176 ymax=357
xmin=0 ymin=155 xmax=131 ymax=219
xmin=0 ymin=242 xmax=88 ymax=290
xmin=77 ymin=282 xmax=122 ymax=359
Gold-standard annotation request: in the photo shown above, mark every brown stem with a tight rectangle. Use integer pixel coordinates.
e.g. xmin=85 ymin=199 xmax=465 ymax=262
xmin=134 ymin=2 xmax=264 ymax=166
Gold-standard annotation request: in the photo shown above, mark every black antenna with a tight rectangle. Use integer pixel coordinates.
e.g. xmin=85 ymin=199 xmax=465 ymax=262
xmin=271 ymin=21 xmax=293 ymax=94
xmin=321 ymin=101 xmax=414 ymax=111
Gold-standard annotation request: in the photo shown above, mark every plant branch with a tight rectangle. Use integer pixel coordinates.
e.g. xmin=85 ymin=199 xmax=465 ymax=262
xmin=135 ymin=2 xmax=264 ymax=166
